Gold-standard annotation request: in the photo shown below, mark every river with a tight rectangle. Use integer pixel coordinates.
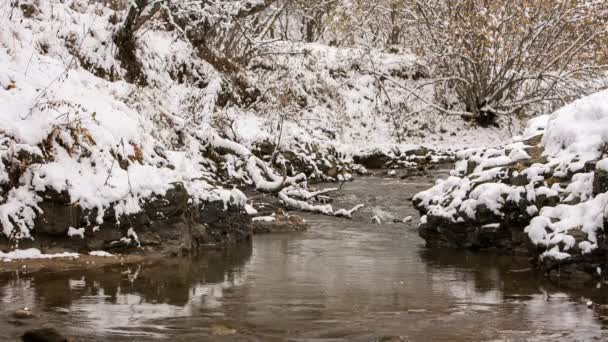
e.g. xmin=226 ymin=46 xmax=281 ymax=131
xmin=1 ymin=171 xmax=607 ymax=341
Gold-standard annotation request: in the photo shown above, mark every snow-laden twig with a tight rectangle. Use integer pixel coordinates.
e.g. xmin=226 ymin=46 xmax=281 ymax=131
xmin=334 ymin=204 xmax=365 ymax=219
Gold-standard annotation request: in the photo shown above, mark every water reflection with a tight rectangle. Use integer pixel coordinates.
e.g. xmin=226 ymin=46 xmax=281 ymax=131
xmin=0 ymin=245 xmax=252 ymax=341
xmin=419 ymin=248 xmax=608 ymax=341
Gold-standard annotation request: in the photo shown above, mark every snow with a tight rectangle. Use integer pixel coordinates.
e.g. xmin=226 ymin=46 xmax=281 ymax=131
xmin=252 ymin=216 xmax=276 ymax=222
xmin=461 ymin=183 xmax=522 ymax=218
xmin=518 ymin=115 xmax=549 ymax=140
xmin=542 ymin=89 xmax=608 ymax=161
xmin=89 ymin=251 xmax=114 ymax=257
xmin=0 ymin=248 xmax=78 ymax=261
xmin=68 ymin=227 xmax=85 ymax=239
xmin=245 ymin=204 xmax=258 ymax=215
xmin=540 ymin=246 xmax=571 ymax=261
xmin=597 ymin=158 xmax=608 ymax=171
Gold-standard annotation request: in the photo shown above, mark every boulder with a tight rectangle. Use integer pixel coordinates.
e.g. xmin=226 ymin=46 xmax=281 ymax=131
xmin=593 ymin=168 xmax=608 ymax=195
xmin=353 ymin=149 xmax=392 ymax=169
xmin=252 ymin=211 xmax=308 ymax=234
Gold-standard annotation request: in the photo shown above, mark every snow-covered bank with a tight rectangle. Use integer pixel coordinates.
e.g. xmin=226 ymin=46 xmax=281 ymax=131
xmin=0 ymin=0 xmax=259 ymax=253
xmin=414 ymin=90 xmax=608 ymax=283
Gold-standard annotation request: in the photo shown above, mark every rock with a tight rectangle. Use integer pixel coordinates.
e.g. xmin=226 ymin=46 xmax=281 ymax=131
xmin=506 ymin=169 xmax=529 ymax=186
xmin=353 ymin=149 xmax=392 ymax=169
xmin=326 ymin=166 xmax=339 ymax=178
xmin=466 ymin=160 xmax=477 ymax=175
xmin=138 ymin=231 xmax=162 ymax=246
xmin=13 ymin=308 xmax=34 ymax=319
xmin=34 ymin=189 xmax=81 ymax=236
xmin=209 ymin=323 xmax=237 ymax=336
xmin=523 ymin=134 xmax=543 ymax=146
xmin=252 ymin=211 xmax=308 ymax=234
xmin=593 ymin=168 xmax=608 ymax=195
xmin=22 ymin=328 xmax=69 ymax=342
xmin=378 ymin=337 xmax=408 ymax=342
xmin=596 ymin=304 xmax=608 ymax=315
xmin=523 ymin=145 xmax=545 ymax=161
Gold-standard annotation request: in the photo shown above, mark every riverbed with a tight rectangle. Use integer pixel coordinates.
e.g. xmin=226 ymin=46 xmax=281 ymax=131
xmin=1 ymin=172 xmax=607 ymax=341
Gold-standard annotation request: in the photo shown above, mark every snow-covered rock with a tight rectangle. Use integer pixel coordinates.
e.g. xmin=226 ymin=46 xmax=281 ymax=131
xmin=414 ymin=90 xmax=608 ymax=283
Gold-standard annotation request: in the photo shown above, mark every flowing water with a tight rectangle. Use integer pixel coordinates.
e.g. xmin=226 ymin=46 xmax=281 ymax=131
xmin=1 ymin=172 xmax=608 ymax=341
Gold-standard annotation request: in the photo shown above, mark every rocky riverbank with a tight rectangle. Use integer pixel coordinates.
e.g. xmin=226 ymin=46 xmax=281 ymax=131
xmin=1 ymin=133 xmax=452 ymax=261
xmin=1 ymin=183 xmax=251 ymax=257
xmin=414 ymin=91 xmax=608 ymax=284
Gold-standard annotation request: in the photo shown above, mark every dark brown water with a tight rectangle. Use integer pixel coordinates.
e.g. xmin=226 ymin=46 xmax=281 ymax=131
xmin=2 ymin=173 xmax=608 ymax=341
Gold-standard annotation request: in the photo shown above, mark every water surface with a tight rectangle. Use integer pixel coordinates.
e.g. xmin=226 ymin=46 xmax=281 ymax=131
xmin=1 ymin=172 xmax=607 ymax=341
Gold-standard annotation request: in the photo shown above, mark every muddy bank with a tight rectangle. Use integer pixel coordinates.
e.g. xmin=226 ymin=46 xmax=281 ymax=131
xmin=0 ymin=254 xmax=148 ymax=275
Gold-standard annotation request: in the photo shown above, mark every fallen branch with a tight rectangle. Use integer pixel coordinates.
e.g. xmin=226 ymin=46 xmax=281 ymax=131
xmin=334 ymin=204 xmax=365 ymax=219
xmin=278 ymin=187 xmax=364 ymax=219
xmin=282 ymin=187 xmax=339 ymax=201
xmin=278 ymin=190 xmax=333 ymax=215
xmin=208 ymin=133 xmax=306 ymax=192
xmin=207 ymin=133 xmax=362 ymax=218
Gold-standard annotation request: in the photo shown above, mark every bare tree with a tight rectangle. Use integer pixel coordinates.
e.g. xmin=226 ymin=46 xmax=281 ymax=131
xmin=113 ymin=0 xmax=279 ymax=103
xmin=410 ymin=0 xmax=608 ymax=126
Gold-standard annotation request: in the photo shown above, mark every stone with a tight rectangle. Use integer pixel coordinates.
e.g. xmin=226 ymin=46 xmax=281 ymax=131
xmin=466 ymin=160 xmax=477 ymax=175
xmin=353 ymin=149 xmax=391 ymax=169
xmin=209 ymin=323 xmax=237 ymax=336
xmin=593 ymin=168 xmax=608 ymax=195
xmin=252 ymin=212 xmax=307 ymax=234
xmin=13 ymin=308 xmax=34 ymax=319
xmin=22 ymin=328 xmax=69 ymax=342
xmin=33 ymin=189 xmax=81 ymax=236
xmin=522 ymin=134 xmax=543 ymax=146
